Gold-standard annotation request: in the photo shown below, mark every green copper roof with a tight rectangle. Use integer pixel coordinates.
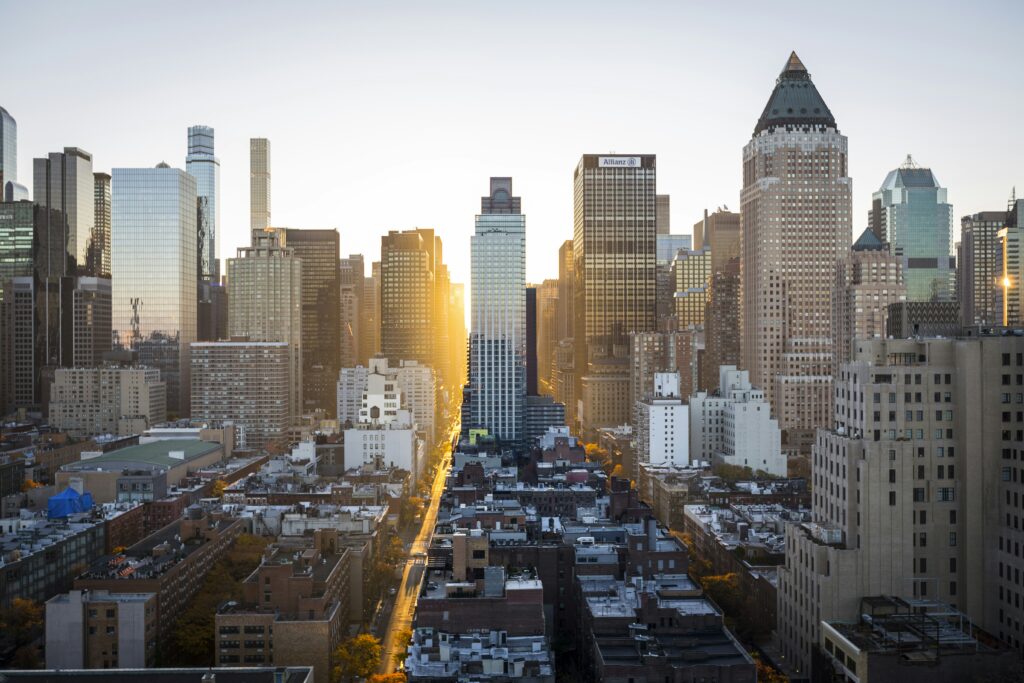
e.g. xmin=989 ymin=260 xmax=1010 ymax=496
xmin=852 ymin=228 xmax=886 ymax=252
xmin=754 ymin=52 xmax=837 ymax=135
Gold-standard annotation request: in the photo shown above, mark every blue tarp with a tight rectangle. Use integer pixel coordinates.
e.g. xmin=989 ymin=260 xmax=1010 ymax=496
xmin=47 ymin=487 xmax=93 ymax=518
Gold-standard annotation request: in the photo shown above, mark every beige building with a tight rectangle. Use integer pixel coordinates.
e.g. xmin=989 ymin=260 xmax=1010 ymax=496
xmin=227 ymin=230 xmax=302 ymax=419
xmin=740 ymin=53 xmax=850 ymax=442
xmin=191 ymin=341 xmax=290 ymax=450
xmin=215 ymin=532 xmax=350 ymax=683
xmin=50 ymin=365 xmax=166 ymax=437
xmin=249 ymin=138 xmax=271 ymax=231
xmin=832 ymin=229 xmax=906 ymax=373
xmin=580 ymin=356 xmax=630 ymax=439
xmin=777 ymin=335 xmax=1024 ymax=676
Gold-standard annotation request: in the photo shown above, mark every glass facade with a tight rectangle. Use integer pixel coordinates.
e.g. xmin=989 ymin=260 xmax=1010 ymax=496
xmin=91 ymin=172 xmax=111 ymax=277
xmin=871 ymin=160 xmax=954 ymax=301
xmin=112 ymin=165 xmax=197 ymax=416
xmin=0 ymin=107 xmax=16 ymax=192
xmin=468 ymin=178 xmax=526 ymax=442
xmin=186 ymin=125 xmax=221 ymax=281
xmin=33 ymin=148 xmax=96 ymax=276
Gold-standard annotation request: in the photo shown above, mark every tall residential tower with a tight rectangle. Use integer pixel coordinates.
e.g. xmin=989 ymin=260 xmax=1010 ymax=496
xmin=186 ymin=125 xmax=221 ymax=282
xmin=250 ymin=138 xmax=271 ymax=232
xmin=466 ymin=177 xmax=527 ymax=442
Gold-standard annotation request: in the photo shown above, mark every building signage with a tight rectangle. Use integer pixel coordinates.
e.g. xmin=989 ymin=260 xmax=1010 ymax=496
xmin=598 ymin=156 xmax=641 ymax=168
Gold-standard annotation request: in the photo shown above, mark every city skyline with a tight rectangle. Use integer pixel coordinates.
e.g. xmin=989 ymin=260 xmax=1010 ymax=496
xmin=4 ymin=1 xmax=1022 ymax=289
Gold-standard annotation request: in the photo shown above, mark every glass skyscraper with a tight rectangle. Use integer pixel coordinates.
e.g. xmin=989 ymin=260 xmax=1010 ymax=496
xmin=870 ymin=156 xmax=954 ymax=301
xmin=112 ymin=164 xmax=198 ymax=416
xmin=467 ymin=177 xmax=526 ymax=442
xmin=186 ymin=125 xmax=221 ymax=282
xmin=33 ymin=147 xmax=96 ymax=276
xmin=0 ymin=106 xmax=19 ymax=199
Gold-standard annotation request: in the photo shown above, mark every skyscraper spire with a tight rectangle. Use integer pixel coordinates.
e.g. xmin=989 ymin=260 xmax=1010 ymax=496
xmin=754 ymin=52 xmax=836 ymax=135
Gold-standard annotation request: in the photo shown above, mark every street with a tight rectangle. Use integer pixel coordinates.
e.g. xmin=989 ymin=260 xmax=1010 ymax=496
xmin=377 ymin=420 xmax=457 ymax=674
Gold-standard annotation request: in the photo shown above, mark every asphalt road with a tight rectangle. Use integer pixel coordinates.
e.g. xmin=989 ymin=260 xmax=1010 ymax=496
xmin=377 ymin=422 xmax=456 ymax=673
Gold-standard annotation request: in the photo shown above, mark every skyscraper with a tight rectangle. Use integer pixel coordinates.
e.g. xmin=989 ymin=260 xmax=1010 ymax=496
xmin=227 ymin=230 xmax=303 ymax=421
xmin=112 ymin=163 xmax=198 ymax=416
xmin=573 ymin=154 xmax=657 ymax=434
xmin=361 ymin=262 xmax=381 ymax=364
xmin=869 ymin=156 xmax=954 ymax=301
xmin=31 ymin=148 xmax=109 ymax=409
xmin=381 ymin=228 xmax=436 ymax=368
xmin=0 ymin=106 xmax=24 ymax=202
xmin=960 ymin=210 xmax=1008 ymax=327
xmin=573 ymin=154 xmax=657 ymax=361
xmin=656 ymin=194 xmax=671 ymax=235
xmin=186 ymin=125 xmax=221 ymax=282
xmin=832 ymin=229 xmax=906 ymax=372
xmin=447 ymin=281 xmax=467 ymax=390
xmin=339 ymin=254 xmax=365 ymax=369
xmin=250 ymin=138 xmax=271 ymax=231
xmin=34 ymin=147 xmax=96 ymax=276
xmin=740 ymin=53 xmax=851 ymax=442
xmin=535 ymin=278 xmax=558 ymax=394
xmin=700 ymin=209 xmax=741 ymax=391
xmin=0 ymin=201 xmax=64 ymax=411
xmin=466 ymin=178 xmax=526 ymax=442
xmin=91 ymin=172 xmax=111 ymax=277
xmin=264 ymin=227 xmax=339 ymax=416
xmin=670 ymin=248 xmax=710 ymax=328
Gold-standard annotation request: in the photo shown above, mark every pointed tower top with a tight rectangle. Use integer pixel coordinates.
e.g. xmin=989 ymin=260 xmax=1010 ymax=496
xmin=784 ymin=51 xmax=807 ymax=74
xmin=754 ymin=52 xmax=835 ymax=135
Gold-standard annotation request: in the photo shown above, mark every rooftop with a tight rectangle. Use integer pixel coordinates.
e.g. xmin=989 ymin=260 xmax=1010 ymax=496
xmin=63 ymin=440 xmax=221 ymax=471
xmin=754 ymin=51 xmax=837 ymax=135
xmin=0 ymin=668 xmax=313 ymax=683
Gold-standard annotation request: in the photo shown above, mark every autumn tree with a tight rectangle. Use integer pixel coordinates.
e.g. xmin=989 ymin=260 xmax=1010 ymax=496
xmin=333 ymin=633 xmax=382 ymax=682
xmin=367 ymin=675 xmax=406 ymax=683
xmin=753 ymin=653 xmax=789 ymax=682
xmin=0 ymin=598 xmax=44 ymax=668
xmin=392 ymin=628 xmax=413 ymax=667
xmin=164 ymin=534 xmax=269 ymax=665
xmin=210 ymin=479 xmax=228 ymax=498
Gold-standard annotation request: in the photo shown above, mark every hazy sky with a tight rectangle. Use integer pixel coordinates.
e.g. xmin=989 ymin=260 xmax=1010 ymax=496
xmin=4 ymin=0 xmax=1022 ymax=288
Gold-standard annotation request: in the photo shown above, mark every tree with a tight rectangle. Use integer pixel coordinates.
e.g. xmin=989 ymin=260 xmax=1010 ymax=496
xmin=0 ymin=598 xmax=43 ymax=642
xmin=210 ymin=479 xmax=228 ymax=498
xmin=333 ymin=633 xmax=382 ymax=682
xmin=753 ymin=653 xmax=789 ymax=682
xmin=367 ymin=675 xmax=406 ymax=683
xmin=610 ymin=464 xmax=624 ymax=479
xmin=383 ymin=536 xmax=405 ymax=566
xmin=164 ymin=534 xmax=269 ymax=665
xmin=392 ymin=628 xmax=413 ymax=667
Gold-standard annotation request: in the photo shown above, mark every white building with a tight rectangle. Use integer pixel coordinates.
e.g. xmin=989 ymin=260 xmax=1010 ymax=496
xmin=689 ymin=365 xmax=785 ymax=477
xmin=342 ymin=359 xmax=425 ymax=481
xmin=343 ymin=411 xmax=422 ymax=481
xmin=336 ymin=366 xmax=369 ymax=427
xmin=336 ymin=357 xmax=435 ymax=443
xmin=635 ymin=372 xmax=689 ymax=466
xmin=465 ymin=177 xmax=526 ymax=442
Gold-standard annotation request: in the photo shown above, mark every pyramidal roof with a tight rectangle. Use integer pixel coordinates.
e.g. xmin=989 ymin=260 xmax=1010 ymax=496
xmin=754 ymin=52 xmax=837 ymax=135
xmin=852 ymin=227 xmax=886 ymax=252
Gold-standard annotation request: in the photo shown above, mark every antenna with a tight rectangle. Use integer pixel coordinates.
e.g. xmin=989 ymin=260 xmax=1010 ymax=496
xmin=130 ymin=298 xmax=142 ymax=347
xmin=901 ymin=154 xmax=919 ymax=169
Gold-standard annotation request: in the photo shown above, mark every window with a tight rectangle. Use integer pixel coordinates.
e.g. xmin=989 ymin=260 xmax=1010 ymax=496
xmin=949 ymin=532 xmax=957 ymax=547
xmin=889 ymin=491 xmax=896 ymax=506
xmin=914 ymin=488 xmax=926 ymax=502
